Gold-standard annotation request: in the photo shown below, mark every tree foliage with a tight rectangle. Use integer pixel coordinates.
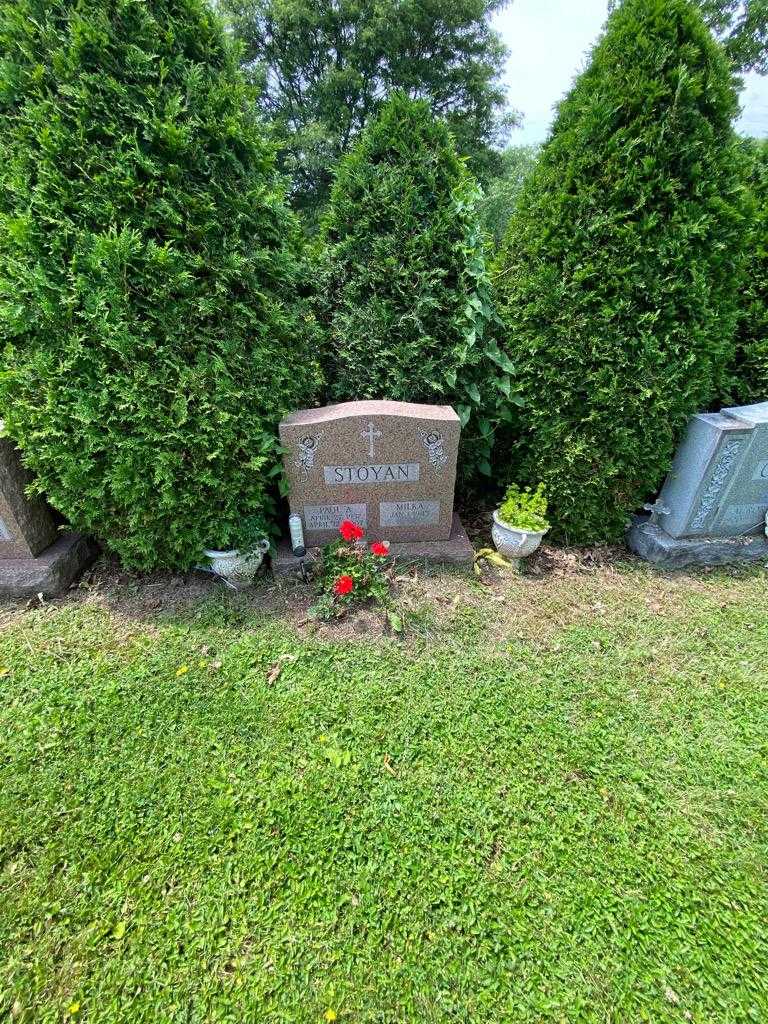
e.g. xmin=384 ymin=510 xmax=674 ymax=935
xmin=734 ymin=140 xmax=768 ymax=401
xmin=477 ymin=144 xmax=539 ymax=247
xmin=496 ymin=0 xmax=750 ymax=544
xmin=0 ymin=0 xmax=320 ymax=570
xmin=610 ymin=0 xmax=768 ymax=72
xmin=699 ymin=0 xmax=768 ymax=72
xmin=320 ymin=93 xmax=512 ymax=477
xmin=223 ymin=0 xmax=512 ymax=219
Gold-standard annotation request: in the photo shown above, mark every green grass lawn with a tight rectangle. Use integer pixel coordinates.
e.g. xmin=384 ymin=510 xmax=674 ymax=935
xmin=1 ymin=561 xmax=768 ymax=1022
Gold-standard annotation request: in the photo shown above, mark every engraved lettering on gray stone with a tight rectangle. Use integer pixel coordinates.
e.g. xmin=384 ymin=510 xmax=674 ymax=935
xmin=718 ymin=504 xmax=768 ymax=529
xmin=689 ymin=439 xmax=746 ymax=531
xmin=380 ymin=500 xmax=440 ymax=527
xmin=0 ymin=517 xmax=10 ymax=541
xmin=630 ymin=402 xmax=768 ymax=563
xmin=304 ymin=503 xmax=367 ymax=532
xmin=324 ymin=463 xmax=420 ymax=485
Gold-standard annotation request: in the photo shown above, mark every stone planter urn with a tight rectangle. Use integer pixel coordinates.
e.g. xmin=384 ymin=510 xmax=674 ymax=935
xmin=203 ymin=541 xmax=270 ymax=587
xmin=491 ymin=511 xmax=548 ymax=561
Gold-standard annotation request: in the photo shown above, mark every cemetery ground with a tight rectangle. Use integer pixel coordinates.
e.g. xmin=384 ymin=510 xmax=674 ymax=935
xmin=1 ymin=550 xmax=767 ymax=1023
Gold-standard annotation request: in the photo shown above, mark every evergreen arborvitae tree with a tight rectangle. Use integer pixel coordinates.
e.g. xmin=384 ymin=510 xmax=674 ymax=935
xmin=734 ymin=140 xmax=768 ymax=403
xmin=0 ymin=0 xmax=320 ymax=569
xmin=494 ymin=0 xmax=749 ymax=544
xmin=321 ymin=93 xmax=509 ymax=477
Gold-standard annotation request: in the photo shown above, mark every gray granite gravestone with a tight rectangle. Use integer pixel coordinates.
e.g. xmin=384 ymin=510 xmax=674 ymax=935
xmin=0 ymin=429 xmax=98 ymax=599
xmin=627 ymin=401 xmax=768 ymax=567
xmin=274 ymin=400 xmax=474 ymax=570
xmin=0 ymin=436 xmax=58 ymax=559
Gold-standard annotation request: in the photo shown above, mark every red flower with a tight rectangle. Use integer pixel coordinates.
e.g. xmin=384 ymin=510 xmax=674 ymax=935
xmin=333 ymin=574 xmax=354 ymax=596
xmin=370 ymin=541 xmax=390 ymax=557
xmin=339 ymin=520 xmax=364 ymax=542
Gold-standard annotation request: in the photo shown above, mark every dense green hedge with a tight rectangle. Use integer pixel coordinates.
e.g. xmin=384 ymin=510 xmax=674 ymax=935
xmin=320 ymin=93 xmax=513 ymax=478
xmin=494 ymin=0 xmax=749 ymax=544
xmin=734 ymin=140 xmax=768 ymax=403
xmin=0 ymin=0 xmax=320 ymax=569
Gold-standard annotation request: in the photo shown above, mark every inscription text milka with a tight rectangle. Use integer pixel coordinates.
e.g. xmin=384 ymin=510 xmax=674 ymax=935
xmin=324 ymin=463 xmax=420 ymax=486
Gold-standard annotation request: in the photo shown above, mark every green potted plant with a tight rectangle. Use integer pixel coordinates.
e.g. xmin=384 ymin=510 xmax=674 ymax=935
xmin=203 ymin=514 xmax=271 ymax=587
xmin=492 ymin=483 xmax=550 ymax=561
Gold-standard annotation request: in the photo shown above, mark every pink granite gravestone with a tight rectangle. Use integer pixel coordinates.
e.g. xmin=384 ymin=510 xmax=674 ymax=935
xmin=279 ymin=400 xmax=463 ymax=547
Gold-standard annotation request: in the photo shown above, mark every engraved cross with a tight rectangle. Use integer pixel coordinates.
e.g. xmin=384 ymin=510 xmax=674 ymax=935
xmin=362 ymin=422 xmax=382 ymax=459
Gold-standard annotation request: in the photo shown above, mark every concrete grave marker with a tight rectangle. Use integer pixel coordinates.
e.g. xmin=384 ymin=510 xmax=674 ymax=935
xmin=0 ymin=434 xmax=58 ymax=559
xmin=0 ymin=429 xmax=98 ymax=598
xmin=279 ymin=400 xmax=462 ymax=546
xmin=628 ymin=401 xmax=768 ymax=566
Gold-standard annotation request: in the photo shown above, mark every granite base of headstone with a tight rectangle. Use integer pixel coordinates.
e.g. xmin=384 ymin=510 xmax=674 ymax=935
xmin=627 ymin=401 xmax=768 ymax=568
xmin=275 ymin=400 xmax=474 ymax=572
xmin=272 ymin=512 xmax=474 ymax=573
xmin=0 ymin=434 xmax=98 ymax=600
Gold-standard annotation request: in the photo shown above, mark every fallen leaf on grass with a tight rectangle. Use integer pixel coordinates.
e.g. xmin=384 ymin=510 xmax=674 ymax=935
xmin=383 ymin=754 xmax=397 ymax=776
xmin=267 ymin=654 xmax=297 ymax=684
xmin=664 ymin=987 xmax=680 ymax=1005
xmin=0 ymin=667 xmax=9 ymax=678
xmin=474 ymin=548 xmax=516 ymax=574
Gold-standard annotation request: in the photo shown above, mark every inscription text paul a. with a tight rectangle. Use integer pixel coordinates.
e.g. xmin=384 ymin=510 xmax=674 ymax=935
xmin=324 ymin=463 xmax=420 ymax=486
xmin=304 ymin=503 xmax=367 ymax=531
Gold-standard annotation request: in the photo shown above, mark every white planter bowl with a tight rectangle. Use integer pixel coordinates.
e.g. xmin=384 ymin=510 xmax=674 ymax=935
xmin=491 ymin=511 xmax=548 ymax=560
xmin=203 ymin=540 xmax=270 ymax=585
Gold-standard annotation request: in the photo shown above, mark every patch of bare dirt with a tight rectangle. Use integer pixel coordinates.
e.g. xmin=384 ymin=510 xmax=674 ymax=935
xmin=1 ymin=540 xmax=765 ymax=651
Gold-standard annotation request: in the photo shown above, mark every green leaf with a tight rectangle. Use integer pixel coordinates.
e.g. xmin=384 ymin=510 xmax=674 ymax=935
xmin=387 ymin=610 xmax=404 ymax=634
xmin=465 ymin=382 xmax=481 ymax=405
xmin=457 ymin=404 xmax=472 ymax=428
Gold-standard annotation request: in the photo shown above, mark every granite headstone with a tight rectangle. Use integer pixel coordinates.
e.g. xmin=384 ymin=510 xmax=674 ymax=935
xmin=0 ymin=434 xmax=58 ymax=558
xmin=0 ymin=429 xmax=98 ymax=599
xmin=628 ymin=401 xmax=768 ymax=566
xmin=279 ymin=400 xmax=461 ymax=546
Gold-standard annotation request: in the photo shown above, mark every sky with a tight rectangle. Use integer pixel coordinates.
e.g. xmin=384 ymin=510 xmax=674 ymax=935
xmin=493 ymin=0 xmax=768 ymax=145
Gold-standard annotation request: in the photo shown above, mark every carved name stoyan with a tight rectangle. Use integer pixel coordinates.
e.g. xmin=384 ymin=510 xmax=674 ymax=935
xmin=324 ymin=463 xmax=420 ymax=485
